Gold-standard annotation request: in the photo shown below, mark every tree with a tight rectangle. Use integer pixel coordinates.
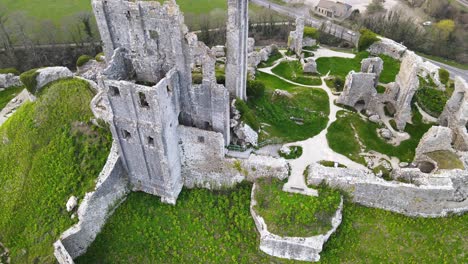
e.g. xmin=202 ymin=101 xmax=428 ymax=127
xmin=366 ymin=0 xmax=386 ymax=15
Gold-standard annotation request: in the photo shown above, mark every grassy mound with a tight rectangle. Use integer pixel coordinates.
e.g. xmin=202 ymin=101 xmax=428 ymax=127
xmin=0 ymin=86 xmax=24 ymax=110
xmin=249 ymin=73 xmax=329 ymax=142
xmin=76 ymin=183 xmax=289 ymax=263
xmin=0 ymin=78 xmax=112 ymax=263
xmin=271 ymin=60 xmax=322 ymax=86
xmin=254 ymin=179 xmax=341 ymax=237
xmin=327 ymin=109 xmax=432 ymax=164
xmin=426 ymin=151 xmax=464 ymax=170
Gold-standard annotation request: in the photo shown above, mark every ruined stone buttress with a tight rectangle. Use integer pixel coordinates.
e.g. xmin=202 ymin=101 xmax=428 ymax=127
xmin=226 ymin=0 xmax=249 ymax=100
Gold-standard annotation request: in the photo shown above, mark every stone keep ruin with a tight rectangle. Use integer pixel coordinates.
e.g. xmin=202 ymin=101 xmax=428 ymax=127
xmin=92 ymin=0 xmax=246 ymax=203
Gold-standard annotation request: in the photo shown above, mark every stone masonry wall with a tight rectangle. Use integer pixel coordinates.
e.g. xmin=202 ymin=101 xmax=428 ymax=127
xmin=54 ymin=142 xmax=129 ymax=263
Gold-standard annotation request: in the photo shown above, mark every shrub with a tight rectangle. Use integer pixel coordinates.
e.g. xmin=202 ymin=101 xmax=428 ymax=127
xmin=95 ymin=52 xmax=105 ymax=62
xmin=192 ymin=73 xmax=203 ymax=84
xmin=20 ymin=68 xmax=40 ymax=94
xmin=333 ymin=77 xmax=344 ymax=91
xmin=415 ymin=87 xmax=448 ymax=117
xmin=0 ymin=68 xmax=20 ymax=75
xmin=303 ymin=26 xmax=319 ymax=39
xmin=235 ymin=98 xmax=260 ymax=131
xmin=358 ymin=29 xmax=379 ymax=52
xmin=438 ymin=68 xmax=449 ymax=84
xmin=76 ymin=55 xmax=93 ymax=68
xmin=247 ymin=80 xmax=265 ymax=99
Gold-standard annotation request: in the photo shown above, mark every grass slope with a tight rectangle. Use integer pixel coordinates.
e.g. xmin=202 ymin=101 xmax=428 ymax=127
xmin=250 ymin=73 xmax=329 ymax=142
xmin=0 ymin=86 xmax=24 ymax=110
xmin=77 ymin=185 xmax=467 ymax=263
xmin=0 ymin=79 xmax=112 ymax=263
xmin=254 ymin=179 xmax=341 ymax=237
xmin=327 ymin=109 xmax=432 ymax=164
xmin=76 ymin=183 xmax=295 ymax=263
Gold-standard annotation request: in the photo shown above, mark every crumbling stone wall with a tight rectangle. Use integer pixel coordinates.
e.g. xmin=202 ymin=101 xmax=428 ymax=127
xmin=288 ymin=17 xmax=305 ymax=56
xmin=0 ymin=74 xmax=21 ymax=89
xmin=54 ymin=143 xmax=129 ymax=263
xmin=226 ymin=0 xmax=249 ymax=100
xmin=439 ymin=77 xmax=468 ymax=151
xmin=307 ymin=163 xmax=468 ymax=217
xmin=368 ymin=37 xmax=407 ymax=60
xmin=336 ymin=71 xmax=377 ymax=110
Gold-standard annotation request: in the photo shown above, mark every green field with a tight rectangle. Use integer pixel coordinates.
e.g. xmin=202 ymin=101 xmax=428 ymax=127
xmin=77 ymin=183 xmax=468 ymax=263
xmin=0 ymin=79 xmax=112 ymax=263
xmin=272 ymin=60 xmax=322 ymax=86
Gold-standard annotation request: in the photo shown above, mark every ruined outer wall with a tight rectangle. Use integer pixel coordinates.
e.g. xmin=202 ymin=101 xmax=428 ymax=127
xmin=92 ymin=0 xmax=194 ymax=122
xmin=178 ymin=126 xmax=289 ymax=189
xmin=226 ymin=0 xmax=249 ymax=100
xmin=307 ymin=164 xmax=468 ymax=217
xmin=54 ymin=143 xmax=129 ymax=263
xmin=103 ymin=69 xmax=183 ymax=202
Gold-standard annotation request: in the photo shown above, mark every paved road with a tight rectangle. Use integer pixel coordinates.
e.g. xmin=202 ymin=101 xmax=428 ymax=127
xmin=423 ymin=58 xmax=468 ymax=82
xmin=456 ymin=0 xmax=468 ymax=7
xmin=251 ymin=0 xmax=359 ymax=44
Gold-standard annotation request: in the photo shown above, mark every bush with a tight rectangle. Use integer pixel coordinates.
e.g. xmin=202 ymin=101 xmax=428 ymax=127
xmin=247 ymin=80 xmax=265 ymax=99
xmin=95 ymin=52 xmax=105 ymax=62
xmin=358 ymin=29 xmax=379 ymax=52
xmin=415 ymin=87 xmax=448 ymax=117
xmin=235 ymin=98 xmax=260 ymax=131
xmin=303 ymin=26 xmax=319 ymax=39
xmin=333 ymin=77 xmax=344 ymax=91
xmin=0 ymin=68 xmax=20 ymax=75
xmin=438 ymin=68 xmax=449 ymax=84
xmin=76 ymin=55 xmax=93 ymax=67
xmin=20 ymin=68 xmax=40 ymax=94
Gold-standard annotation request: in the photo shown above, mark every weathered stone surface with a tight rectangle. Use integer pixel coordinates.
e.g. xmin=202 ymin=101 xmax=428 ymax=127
xmin=36 ymin=67 xmax=73 ymax=91
xmin=307 ymin=163 xmax=468 ymax=217
xmin=212 ymin=45 xmax=225 ymax=58
xmin=420 ymin=61 xmax=444 ymax=89
xmin=368 ymin=37 xmax=407 ymax=60
xmin=393 ymin=51 xmax=422 ymax=131
xmin=234 ymin=123 xmax=258 ymax=147
xmin=302 ymin=58 xmax=317 ymax=74
xmin=273 ymin=89 xmax=293 ymax=99
xmin=0 ymin=73 xmax=22 ymax=89
xmin=66 ymin=196 xmax=78 ymax=212
xmin=226 ymin=0 xmax=249 ymax=100
xmin=0 ymin=89 xmax=34 ymax=127
xmin=302 ymin=37 xmax=316 ymax=48
xmin=369 ymin=114 xmax=381 ymax=124
xmin=379 ymin=128 xmax=393 ymax=139
xmin=336 ymin=71 xmax=377 ymax=110
xmin=439 ymin=77 xmax=468 ymax=151
xmin=415 ymin=126 xmax=454 ymax=158
xmin=76 ymin=60 xmax=106 ymax=82
xmin=251 ymin=183 xmax=343 ymax=262
xmin=248 ymin=37 xmax=255 ymax=53
xmin=247 ymin=44 xmax=278 ymax=75
xmin=361 ymin=57 xmax=383 ymax=85
xmin=288 ymin=17 xmax=305 ymax=56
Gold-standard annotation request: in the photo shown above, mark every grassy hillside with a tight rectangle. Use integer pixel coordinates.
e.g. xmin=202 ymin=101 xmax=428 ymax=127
xmin=77 ymin=183 xmax=468 ymax=263
xmin=0 ymin=78 xmax=112 ymax=263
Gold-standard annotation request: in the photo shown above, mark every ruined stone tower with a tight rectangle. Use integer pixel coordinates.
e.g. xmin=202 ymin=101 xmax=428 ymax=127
xmin=92 ymin=0 xmax=230 ymax=203
xmin=226 ymin=0 xmax=249 ymax=100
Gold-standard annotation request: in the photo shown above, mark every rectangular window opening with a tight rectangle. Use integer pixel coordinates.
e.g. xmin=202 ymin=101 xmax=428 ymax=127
xmin=139 ymin=92 xmax=150 ymax=108
xmin=148 ymin=136 xmax=155 ymax=147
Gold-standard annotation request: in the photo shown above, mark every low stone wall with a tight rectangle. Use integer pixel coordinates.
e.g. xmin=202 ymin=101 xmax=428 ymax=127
xmin=0 ymin=73 xmax=22 ymax=89
xmin=368 ymin=37 xmax=407 ymax=60
xmin=178 ymin=126 xmax=289 ymax=190
xmin=307 ymin=163 xmax=468 ymax=217
xmin=54 ymin=142 xmax=129 ymax=264
xmin=250 ymin=183 xmax=343 ymax=262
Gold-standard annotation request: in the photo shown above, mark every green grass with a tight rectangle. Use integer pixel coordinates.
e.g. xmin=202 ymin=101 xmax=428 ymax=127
xmin=76 ymin=183 xmax=295 ymax=263
xmin=316 ymin=52 xmax=369 ymax=80
xmin=258 ymin=51 xmax=283 ymax=68
xmin=320 ymin=202 xmax=468 ymax=263
xmin=278 ymin=145 xmax=303 ymax=159
xmin=254 ymin=179 xmax=341 ymax=237
xmin=415 ymin=87 xmax=449 ymax=117
xmin=271 ymin=60 xmax=322 ymax=86
xmin=76 ymin=184 xmax=468 ymax=263
xmin=19 ymin=68 xmax=40 ymax=94
xmin=379 ymin=54 xmax=401 ymax=84
xmin=0 ymin=68 xmax=20 ymax=75
xmin=76 ymin=55 xmax=93 ymax=67
xmin=318 ymin=160 xmax=347 ymax=168
xmin=0 ymin=78 xmax=112 ymax=263
xmin=250 ymin=73 xmax=329 ymax=142
xmin=327 ymin=109 xmax=432 ymax=164
xmin=0 ymin=86 xmax=24 ymax=110
xmin=426 ymin=151 xmax=465 ymax=170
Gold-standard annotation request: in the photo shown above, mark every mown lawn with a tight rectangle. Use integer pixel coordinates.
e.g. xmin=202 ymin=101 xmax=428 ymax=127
xmin=254 ymin=179 xmax=341 ymax=237
xmin=327 ymin=109 xmax=432 ymax=164
xmin=76 ymin=183 xmax=467 ymax=263
xmin=316 ymin=52 xmax=400 ymax=84
xmin=271 ymin=60 xmax=322 ymax=86
xmin=250 ymin=73 xmax=329 ymax=142
xmin=76 ymin=183 xmax=296 ymax=264
xmin=0 ymin=86 xmax=24 ymax=110
xmin=0 ymin=78 xmax=112 ymax=263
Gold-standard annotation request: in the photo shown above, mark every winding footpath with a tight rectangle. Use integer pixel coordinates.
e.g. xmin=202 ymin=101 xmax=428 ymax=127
xmin=257 ymin=49 xmax=368 ymax=196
